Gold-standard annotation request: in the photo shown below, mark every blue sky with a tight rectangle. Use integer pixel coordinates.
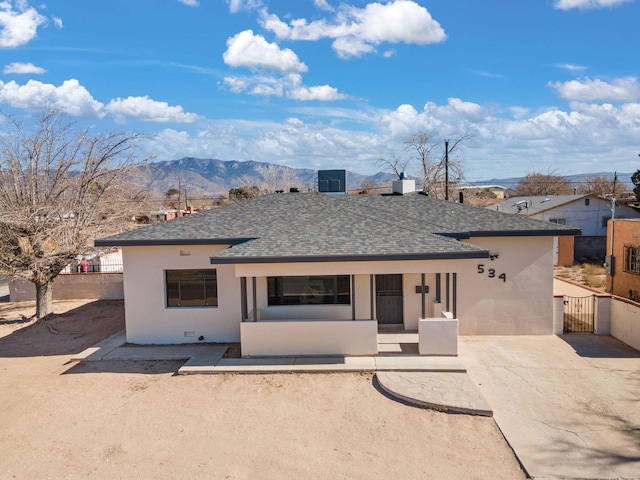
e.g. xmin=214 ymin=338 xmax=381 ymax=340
xmin=1 ymin=0 xmax=639 ymax=182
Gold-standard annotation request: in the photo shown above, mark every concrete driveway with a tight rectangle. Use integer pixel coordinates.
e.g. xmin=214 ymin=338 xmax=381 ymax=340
xmin=460 ymin=335 xmax=640 ymax=480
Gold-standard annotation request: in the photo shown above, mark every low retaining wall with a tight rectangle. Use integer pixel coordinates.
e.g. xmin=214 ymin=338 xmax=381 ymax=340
xmin=240 ymin=319 xmax=378 ymax=357
xmin=10 ymin=274 xmax=124 ymax=302
xmin=554 ymin=277 xmax=640 ymax=351
xmin=418 ymin=316 xmax=458 ymax=356
xmin=610 ymin=296 xmax=640 ymax=351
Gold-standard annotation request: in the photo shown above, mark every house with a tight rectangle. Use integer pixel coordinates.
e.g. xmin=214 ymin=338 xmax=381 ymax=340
xmin=458 ymin=184 xmax=506 ymax=200
xmin=605 ymin=218 xmax=640 ymax=300
xmin=96 ymin=177 xmax=578 ymax=356
xmin=490 ymin=194 xmax=640 ymax=265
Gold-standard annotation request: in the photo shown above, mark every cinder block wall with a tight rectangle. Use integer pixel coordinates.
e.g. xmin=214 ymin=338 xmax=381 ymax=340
xmin=9 ymin=274 xmax=124 ymax=302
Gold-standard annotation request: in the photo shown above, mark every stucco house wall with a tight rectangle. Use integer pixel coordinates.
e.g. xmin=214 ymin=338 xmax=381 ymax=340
xmin=458 ymin=236 xmax=554 ymax=334
xmin=121 ymin=245 xmax=241 ymax=344
xmin=607 ymin=219 xmax=640 ymax=300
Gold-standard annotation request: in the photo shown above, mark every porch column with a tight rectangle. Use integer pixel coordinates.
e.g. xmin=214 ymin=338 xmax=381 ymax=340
xmin=252 ymin=277 xmax=257 ymax=322
xmin=240 ymin=277 xmax=247 ymax=321
xmin=452 ymin=273 xmax=457 ymax=318
xmin=421 ymin=273 xmax=426 ymax=318
xmin=351 ymin=275 xmax=356 ymax=320
xmin=445 ymin=273 xmax=450 ymax=312
xmin=370 ymin=274 xmax=375 ymax=320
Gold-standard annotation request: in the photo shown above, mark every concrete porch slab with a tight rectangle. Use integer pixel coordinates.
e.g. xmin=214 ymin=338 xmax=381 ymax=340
xmin=376 ymin=371 xmax=493 ymax=416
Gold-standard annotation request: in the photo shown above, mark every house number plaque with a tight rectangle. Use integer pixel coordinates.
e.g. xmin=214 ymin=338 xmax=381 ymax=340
xmin=477 ymin=264 xmax=506 ymax=282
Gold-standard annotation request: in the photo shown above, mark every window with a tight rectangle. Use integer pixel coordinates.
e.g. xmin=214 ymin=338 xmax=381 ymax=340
xmin=585 ymin=198 xmax=590 ymax=206
xmin=602 ymin=216 xmax=611 ymax=228
xmin=625 ymin=246 xmax=640 ymax=275
xmin=267 ymin=276 xmax=350 ymax=306
xmin=166 ymin=269 xmax=218 ymax=307
xmin=549 ymin=218 xmax=567 ymax=225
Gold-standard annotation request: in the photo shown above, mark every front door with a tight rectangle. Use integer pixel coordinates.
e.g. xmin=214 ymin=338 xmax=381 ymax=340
xmin=376 ymin=274 xmax=403 ymax=325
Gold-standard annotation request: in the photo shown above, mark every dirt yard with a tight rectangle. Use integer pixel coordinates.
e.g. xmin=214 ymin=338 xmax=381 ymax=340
xmin=0 ymin=299 xmax=525 ymax=480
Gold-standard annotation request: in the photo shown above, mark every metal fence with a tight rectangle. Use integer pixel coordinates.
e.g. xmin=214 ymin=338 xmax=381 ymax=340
xmin=62 ymin=258 xmax=123 ymax=274
xmin=563 ymin=295 xmax=596 ymax=333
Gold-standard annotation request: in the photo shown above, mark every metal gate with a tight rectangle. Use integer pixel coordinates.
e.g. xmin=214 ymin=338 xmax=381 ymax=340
xmin=376 ymin=274 xmax=403 ymax=325
xmin=563 ymin=295 xmax=595 ymax=333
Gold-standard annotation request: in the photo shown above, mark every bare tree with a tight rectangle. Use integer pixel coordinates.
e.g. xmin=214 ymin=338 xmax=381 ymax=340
xmin=376 ymin=154 xmax=411 ymax=180
xmin=0 ymin=109 xmax=147 ymax=319
xmin=511 ymin=172 xmax=573 ymax=197
xmin=404 ymin=132 xmax=471 ymax=199
xmin=577 ymin=174 xmax=626 ymax=197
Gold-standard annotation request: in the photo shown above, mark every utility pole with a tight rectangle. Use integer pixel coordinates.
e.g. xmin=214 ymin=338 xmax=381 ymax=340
xmin=612 ymin=171 xmax=618 ymax=199
xmin=444 ymin=139 xmax=449 ymax=201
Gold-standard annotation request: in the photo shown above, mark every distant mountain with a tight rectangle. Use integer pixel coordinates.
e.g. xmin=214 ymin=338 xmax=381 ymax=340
xmin=133 ymin=158 xmax=635 ymax=198
xmin=466 ymin=172 xmax=635 ymax=190
xmin=133 ymin=157 xmax=396 ymax=197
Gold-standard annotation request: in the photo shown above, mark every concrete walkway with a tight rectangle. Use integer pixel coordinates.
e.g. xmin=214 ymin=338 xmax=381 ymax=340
xmin=460 ymin=335 xmax=640 ymax=480
xmin=72 ymin=331 xmax=492 ymax=416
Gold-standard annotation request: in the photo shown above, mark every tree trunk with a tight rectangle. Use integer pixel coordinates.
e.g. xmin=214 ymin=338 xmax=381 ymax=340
xmin=35 ymin=280 xmax=54 ymax=320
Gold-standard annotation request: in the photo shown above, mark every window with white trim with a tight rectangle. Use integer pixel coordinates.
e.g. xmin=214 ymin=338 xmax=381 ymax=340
xmin=549 ymin=218 xmax=567 ymax=225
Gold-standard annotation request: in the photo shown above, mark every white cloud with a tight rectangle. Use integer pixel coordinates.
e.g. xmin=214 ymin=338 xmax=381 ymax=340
xmin=553 ymin=0 xmax=632 ymax=10
xmin=223 ymin=72 xmax=346 ymax=101
xmin=227 ymin=0 xmax=263 ymax=13
xmin=554 ymin=63 xmax=586 ymax=71
xmin=0 ymin=78 xmax=201 ymax=124
xmin=3 ymin=61 xmax=45 ymax=74
xmin=288 ymin=84 xmax=347 ymax=101
xmin=53 ymin=16 xmax=62 ymax=28
xmin=178 ymin=0 xmax=199 ymax=6
xmin=0 ymin=0 xmax=46 ymax=47
xmin=549 ymin=77 xmax=640 ymax=102
xmin=223 ymin=29 xmax=308 ymax=73
xmin=260 ymin=0 xmax=446 ymax=59
xmin=0 ymin=78 xmax=105 ymax=117
xmin=105 ymin=96 xmax=200 ymax=123
xmin=314 ymin=0 xmax=334 ymax=12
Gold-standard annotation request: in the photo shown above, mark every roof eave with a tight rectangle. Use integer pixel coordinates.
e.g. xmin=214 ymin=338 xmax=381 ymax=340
xmin=209 ymin=250 xmax=490 ymax=265
xmin=94 ymin=238 xmax=255 ymax=247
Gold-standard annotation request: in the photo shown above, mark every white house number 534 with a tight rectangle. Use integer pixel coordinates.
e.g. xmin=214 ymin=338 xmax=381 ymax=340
xmin=477 ymin=264 xmax=506 ymax=282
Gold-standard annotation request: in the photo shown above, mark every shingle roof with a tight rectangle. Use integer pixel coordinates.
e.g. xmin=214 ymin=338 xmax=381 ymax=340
xmin=96 ymin=192 xmax=580 ymax=263
xmin=489 ymin=194 xmax=591 ymax=216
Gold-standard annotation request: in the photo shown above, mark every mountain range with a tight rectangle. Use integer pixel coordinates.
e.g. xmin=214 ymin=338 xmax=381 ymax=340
xmin=135 ymin=157 xmax=396 ymax=197
xmin=134 ymin=157 xmax=636 ymax=198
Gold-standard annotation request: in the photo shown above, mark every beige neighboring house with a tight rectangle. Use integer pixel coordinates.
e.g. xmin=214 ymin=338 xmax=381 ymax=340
xmin=96 ymin=175 xmax=578 ymax=357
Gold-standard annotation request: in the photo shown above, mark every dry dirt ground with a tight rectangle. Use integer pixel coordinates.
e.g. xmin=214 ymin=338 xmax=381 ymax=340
xmin=0 ymin=299 xmax=525 ymax=480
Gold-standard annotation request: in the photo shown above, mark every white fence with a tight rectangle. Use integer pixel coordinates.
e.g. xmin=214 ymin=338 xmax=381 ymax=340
xmin=554 ymin=278 xmax=640 ymax=351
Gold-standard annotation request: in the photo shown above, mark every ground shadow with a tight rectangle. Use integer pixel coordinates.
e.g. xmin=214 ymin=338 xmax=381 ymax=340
xmin=63 ymin=359 xmax=185 ymax=375
xmin=559 ymin=334 xmax=640 ymax=358
xmin=0 ymin=300 xmax=124 ymax=358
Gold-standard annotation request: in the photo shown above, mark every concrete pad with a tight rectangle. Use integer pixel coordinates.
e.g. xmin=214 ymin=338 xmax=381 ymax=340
xmin=190 ymin=356 xmax=296 ymax=374
xmin=70 ymin=330 xmax=126 ymax=361
xmin=460 ymin=335 xmax=640 ymax=480
xmin=292 ymin=356 xmax=376 ymax=372
xmin=374 ymin=355 xmax=466 ymax=372
xmin=376 ymin=371 xmax=492 ymax=416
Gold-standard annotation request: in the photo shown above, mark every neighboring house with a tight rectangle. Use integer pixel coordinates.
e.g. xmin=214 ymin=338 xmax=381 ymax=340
xmin=459 ymin=185 xmax=506 ymax=200
xmin=605 ymin=218 xmax=640 ymax=301
xmin=490 ymin=194 xmax=640 ymax=264
xmin=96 ymin=177 xmax=578 ymax=356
